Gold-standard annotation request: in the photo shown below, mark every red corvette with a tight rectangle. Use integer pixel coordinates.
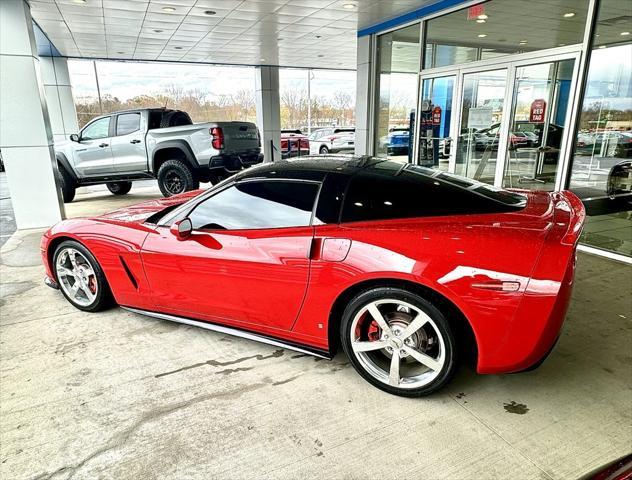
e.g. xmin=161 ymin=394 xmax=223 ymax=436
xmin=41 ymin=157 xmax=585 ymax=396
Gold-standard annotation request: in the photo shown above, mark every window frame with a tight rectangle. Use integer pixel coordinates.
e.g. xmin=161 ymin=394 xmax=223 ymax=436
xmin=114 ymin=112 xmax=141 ymax=137
xmin=167 ymin=177 xmax=324 ymax=233
xmin=80 ymin=116 xmax=111 ymax=141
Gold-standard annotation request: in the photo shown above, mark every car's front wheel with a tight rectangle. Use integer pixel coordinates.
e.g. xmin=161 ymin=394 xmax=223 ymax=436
xmin=53 ymin=240 xmax=113 ymax=312
xmin=107 ymin=181 xmax=132 ymax=195
xmin=341 ymin=288 xmax=457 ymax=397
xmin=157 ymin=159 xmax=199 ymax=197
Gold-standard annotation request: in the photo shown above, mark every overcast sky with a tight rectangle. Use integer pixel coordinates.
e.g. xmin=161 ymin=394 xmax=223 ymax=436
xmin=68 ymin=59 xmax=356 ymax=103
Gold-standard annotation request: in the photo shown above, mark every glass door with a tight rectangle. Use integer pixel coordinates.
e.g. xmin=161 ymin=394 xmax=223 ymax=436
xmin=454 ymin=68 xmax=508 ymax=184
xmin=502 ymin=58 xmax=577 ymax=190
xmin=418 ymin=75 xmax=455 ymax=170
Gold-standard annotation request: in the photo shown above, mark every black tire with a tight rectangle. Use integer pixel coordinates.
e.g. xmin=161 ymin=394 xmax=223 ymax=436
xmin=57 ymin=165 xmax=76 ymax=203
xmin=53 ymin=240 xmax=114 ymax=312
xmin=107 ymin=181 xmax=132 ymax=195
xmin=340 ymin=287 xmax=457 ymax=397
xmin=160 ymin=111 xmax=192 ymax=128
xmin=157 ymin=159 xmax=199 ymax=197
xmin=319 ymin=146 xmax=329 ymax=155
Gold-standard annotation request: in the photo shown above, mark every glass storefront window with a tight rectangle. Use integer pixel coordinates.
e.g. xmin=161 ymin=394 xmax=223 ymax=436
xmin=503 ymin=58 xmax=575 ymax=191
xmin=375 ymin=23 xmax=420 ymax=161
xmin=419 ymin=76 xmax=454 ymax=170
xmin=424 ymin=0 xmax=589 ymax=69
xmin=569 ymin=0 xmax=632 ymax=256
xmin=455 ymin=68 xmax=507 ymax=182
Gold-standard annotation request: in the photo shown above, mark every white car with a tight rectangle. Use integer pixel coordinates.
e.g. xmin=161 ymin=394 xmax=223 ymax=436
xmin=308 ymin=127 xmax=355 ymax=155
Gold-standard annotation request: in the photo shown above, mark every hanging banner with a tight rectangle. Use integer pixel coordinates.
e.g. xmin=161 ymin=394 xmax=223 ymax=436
xmin=530 ymin=99 xmax=547 ymax=123
xmin=432 ymin=106 xmax=442 ymax=125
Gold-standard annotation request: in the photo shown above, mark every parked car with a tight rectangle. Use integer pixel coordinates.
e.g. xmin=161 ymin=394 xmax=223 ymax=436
xmin=379 ymin=127 xmax=410 ymax=156
xmin=472 ymin=124 xmax=529 ymax=151
xmin=576 ymin=131 xmax=632 ymax=158
xmin=281 ymin=129 xmax=310 ymax=158
xmin=42 ymin=156 xmax=584 ymax=397
xmin=54 ymin=108 xmax=263 ymax=202
xmin=309 ymin=127 xmax=355 ymax=154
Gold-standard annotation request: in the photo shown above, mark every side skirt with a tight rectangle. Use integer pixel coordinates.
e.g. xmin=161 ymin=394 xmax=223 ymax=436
xmin=121 ymin=306 xmax=332 ymax=360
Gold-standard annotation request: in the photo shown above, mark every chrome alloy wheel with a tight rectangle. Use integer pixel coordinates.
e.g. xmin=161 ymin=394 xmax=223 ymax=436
xmin=350 ymin=299 xmax=446 ymax=389
xmin=55 ymin=247 xmax=98 ymax=307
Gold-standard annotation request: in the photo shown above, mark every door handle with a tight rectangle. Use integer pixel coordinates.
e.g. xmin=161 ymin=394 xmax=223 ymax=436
xmin=99 ymin=143 xmax=109 ymax=148
xmin=130 ymin=139 xmax=141 ymax=144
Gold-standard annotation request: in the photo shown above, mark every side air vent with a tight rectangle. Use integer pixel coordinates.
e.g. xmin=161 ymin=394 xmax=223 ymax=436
xmin=119 ymin=256 xmax=138 ymax=290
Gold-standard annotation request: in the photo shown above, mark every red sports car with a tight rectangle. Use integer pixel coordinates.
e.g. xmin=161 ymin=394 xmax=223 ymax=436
xmin=41 ymin=157 xmax=585 ymax=397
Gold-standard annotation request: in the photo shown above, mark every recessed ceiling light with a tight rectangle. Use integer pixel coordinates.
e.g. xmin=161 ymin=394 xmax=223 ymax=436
xmin=342 ymin=3 xmax=356 ymax=9
xmin=260 ymin=58 xmax=266 ymax=61
xmin=621 ymin=31 xmax=631 ymax=36
xmin=477 ymin=14 xmax=488 ymax=20
xmin=161 ymin=6 xmax=176 ymax=12
xmin=476 ymin=19 xmax=486 ymax=23
xmin=519 ymin=40 xmax=527 ymax=45
xmin=153 ymin=29 xmax=163 ymax=33
xmin=72 ymin=0 xmax=87 ymax=4
xmin=563 ymin=12 xmax=575 ymax=18
xmin=203 ymin=10 xmax=216 ymax=15
xmin=477 ymin=34 xmax=487 ymax=38
xmin=599 ymin=45 xmax=607 ymax=49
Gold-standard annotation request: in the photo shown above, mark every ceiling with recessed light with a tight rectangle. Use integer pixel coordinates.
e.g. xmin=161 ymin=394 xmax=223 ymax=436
xmin=27 ymin=0 xmax=434 ymax=69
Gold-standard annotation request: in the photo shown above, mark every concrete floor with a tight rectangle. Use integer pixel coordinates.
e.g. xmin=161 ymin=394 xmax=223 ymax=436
xmin=0 ymin=186 xmax=631 ymax=480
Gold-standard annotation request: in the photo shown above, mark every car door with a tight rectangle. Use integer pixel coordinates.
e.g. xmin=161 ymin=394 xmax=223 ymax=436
xmin=72 ymin=116 xmax=113 ymax=176
xmin=110 ymin=112 xmax=147 ymax=173
xmin=140 ymin=179 xmax=320 ymax=332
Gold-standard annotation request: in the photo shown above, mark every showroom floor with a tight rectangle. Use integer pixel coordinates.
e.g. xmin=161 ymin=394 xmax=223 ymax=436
xmin=0 ymin=185 xmax=631 ymax=480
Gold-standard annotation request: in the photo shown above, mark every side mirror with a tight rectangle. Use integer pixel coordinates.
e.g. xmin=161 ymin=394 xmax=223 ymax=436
xmin=70 ymin=134 xmax=79 ymax=142
xmin=170 ymin=218 xmax=192 ymax=240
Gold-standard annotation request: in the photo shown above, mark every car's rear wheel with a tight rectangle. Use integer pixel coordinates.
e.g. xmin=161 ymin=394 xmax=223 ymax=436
xmin=106 ymin=181 xmax=132 ymax=195
xmin=341 ymin=288 xmax=457 ymax=397
xmin=157 ymin=159 xmax=199 ymax=197
xmin=57 ymin=165 xmax=76 ymax=203
xmin=53 ymin=240 xmax=113 ymax=312
xmin=319 ymin=146 xmax=329 ymax=155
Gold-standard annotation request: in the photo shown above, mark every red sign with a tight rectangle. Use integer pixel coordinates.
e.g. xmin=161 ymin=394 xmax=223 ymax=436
xmin=467 ymin=4 xmax=485 ymax=20
xmin=530 ymin=99 xmax=547 ymax=123
xmin=432 ymin=106 xmax=442 ymax=125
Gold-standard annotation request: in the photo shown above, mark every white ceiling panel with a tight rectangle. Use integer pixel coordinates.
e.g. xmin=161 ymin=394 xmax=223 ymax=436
xmin=29 ymin=0 xmax=442 ymax=68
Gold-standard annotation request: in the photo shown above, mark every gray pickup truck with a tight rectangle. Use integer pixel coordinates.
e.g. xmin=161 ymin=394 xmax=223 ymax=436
xmin=54 ymin=108 xmax=263 ymax=202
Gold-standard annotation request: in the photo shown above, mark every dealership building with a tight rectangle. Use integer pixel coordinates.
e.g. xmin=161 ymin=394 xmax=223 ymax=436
xmin=0 ymin=0 xmax=630 ymax=264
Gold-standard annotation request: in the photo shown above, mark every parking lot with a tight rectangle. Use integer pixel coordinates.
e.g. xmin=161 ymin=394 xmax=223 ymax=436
xmin=1 ymin=186 xmax=630 ymax=480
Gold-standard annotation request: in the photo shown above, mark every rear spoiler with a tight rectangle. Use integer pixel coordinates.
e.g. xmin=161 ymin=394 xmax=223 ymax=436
xmin=551 ymin=191 xmax=586 ymax=246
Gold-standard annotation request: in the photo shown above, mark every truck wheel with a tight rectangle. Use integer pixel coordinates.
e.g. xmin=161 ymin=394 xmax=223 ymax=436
xmin=106 ymin=181 xmax=132 ymax=195
xmin=319 ymin=146 xmax=329 ymax=154
xmin=57 ymin=165 xmax=76 ymax=203
xmin=157 ymin=160 xmax=199 ymax=197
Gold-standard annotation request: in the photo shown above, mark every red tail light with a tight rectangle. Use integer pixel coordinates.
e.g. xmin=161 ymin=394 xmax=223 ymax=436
xmin=210 ymin=127 xmax=224 ymax=149
xmin=281 ymin=139 xmax=288 ymax=150
xmin=300 ymin=138 xmax=309 ymax=149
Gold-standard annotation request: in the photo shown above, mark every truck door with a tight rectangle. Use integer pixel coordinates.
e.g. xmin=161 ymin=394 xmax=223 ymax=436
xmin=73 ymin=116 xmax=113 ymax=176
xmin=110 ymin=112 xmax=147 ymax=173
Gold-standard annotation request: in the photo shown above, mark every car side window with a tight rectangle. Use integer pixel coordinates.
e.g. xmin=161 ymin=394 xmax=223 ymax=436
xmin=189 ymin=180 xmax=320 ymax=231
xmin=116 ymin=113 xmax=140 ymax=136
xmin=81 ymin=117 xmax=110 ymax=140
